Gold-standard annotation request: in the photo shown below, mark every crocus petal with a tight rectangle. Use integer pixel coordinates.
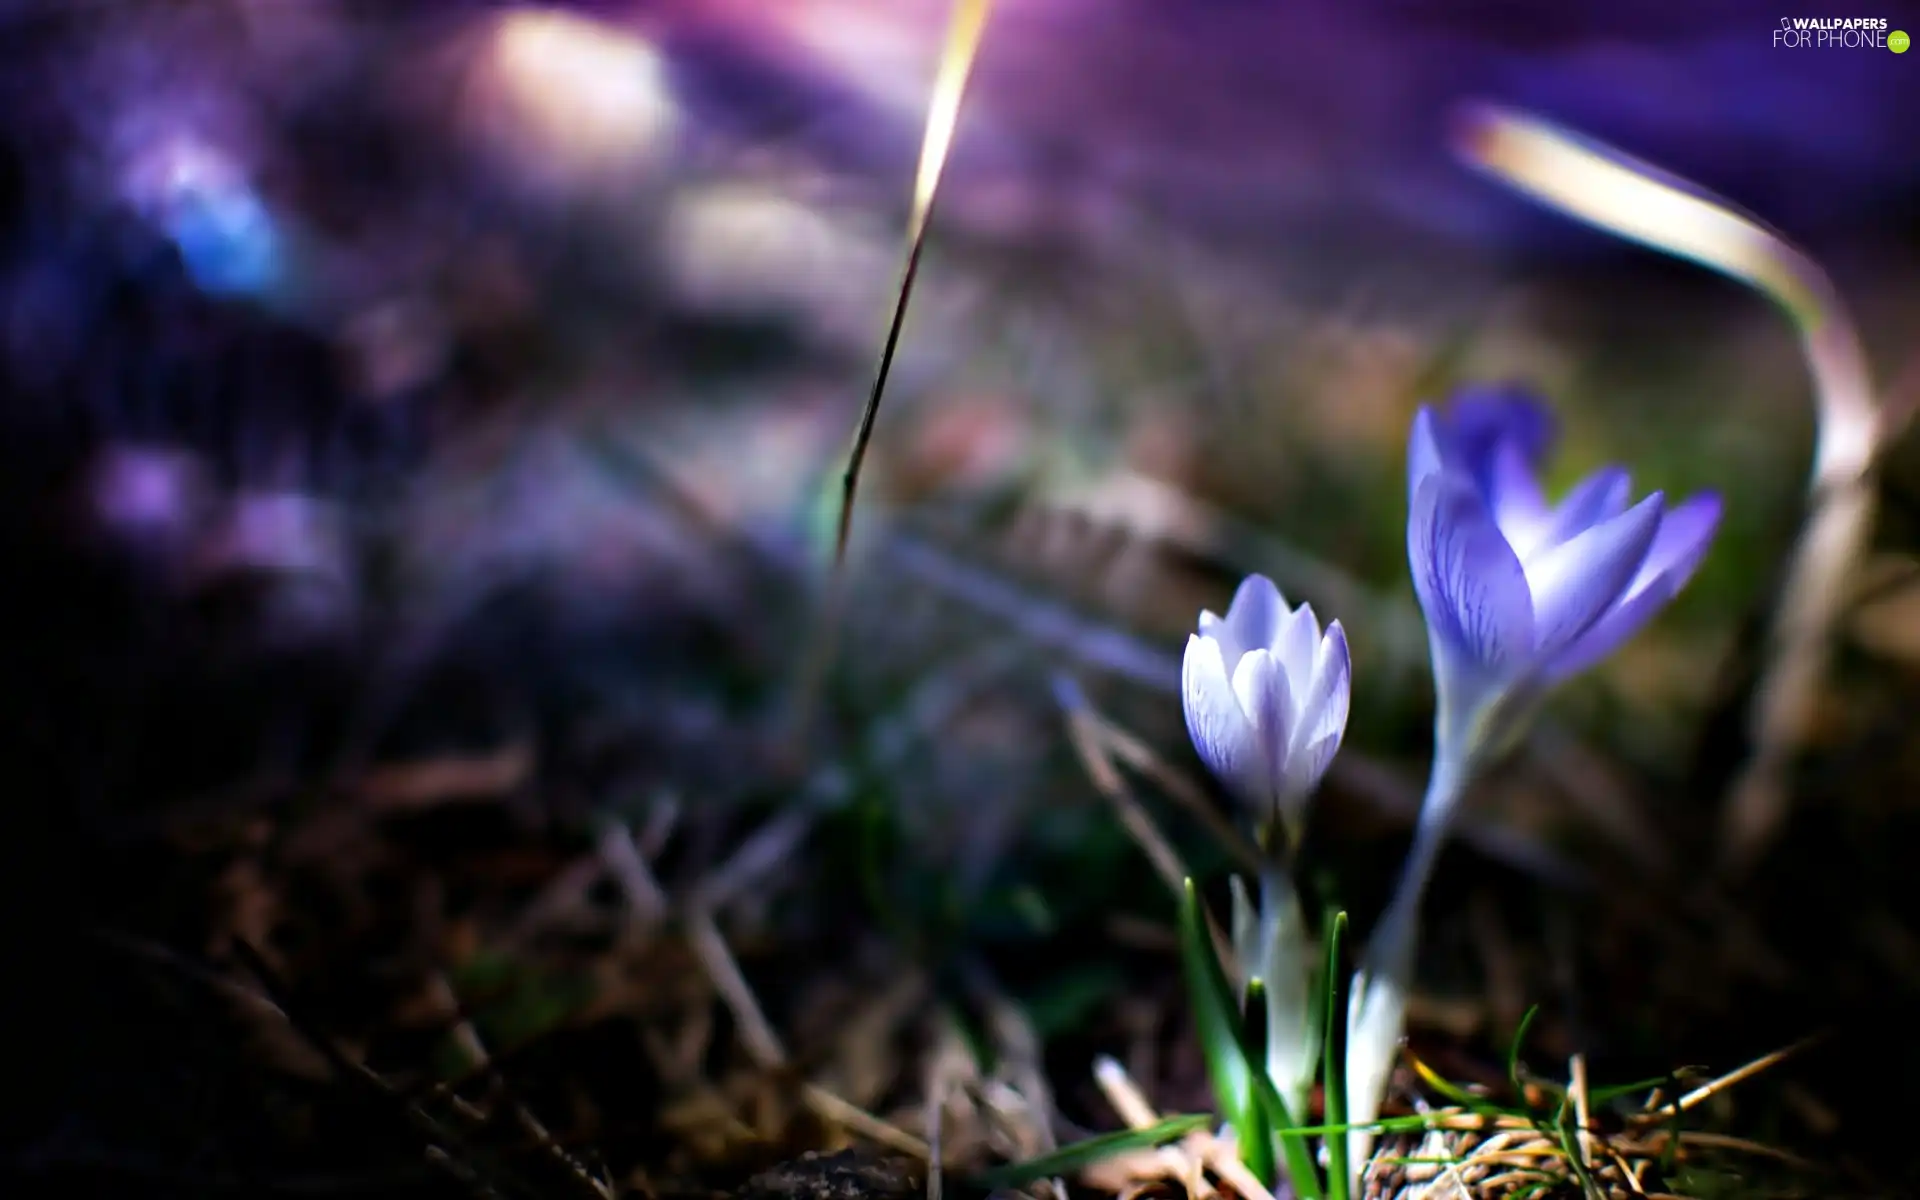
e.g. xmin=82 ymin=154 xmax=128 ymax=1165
xmin=1527 ymin=466 xmax=1632 ymax=556
xmin=1182 ymin=634 xmax=1265 ymax=801
xmin=1440 ymin=385 xmax=1558 ymax=472
xmin=1484 ymin=438 xmax=1552 ymax=554
xmin=1539 ymin=492 xmax=1721 ymax=683
xmin=1409 ymin=474 xmax=1535 ymax=677
xmin=1197 ymin=608 xmax=1228 ymax=648
xmin=1219 ymin=573 xmax=1287 ymax=666
xmin=1286 ymin=731 xmax=1345 ymax=810
xmin=1231 ymin=648 xmax=1292 ymax=808
xmin=1286 ymin=622 xmax=1351 ymax=799
xmin=1406 ymin=407 xmax=1445 ymax=497
xmin=1630 ymin=491 xmax=1722 ymax=592
xmin=1522 ymin=493 xmax=1663 ymax=656
xmin=1274 ymin=602 xmax=1323 ymax=693
xmin=1537 ymin=574 xmax=1677 ymax=683
xmin=1288 ymin=619 xmax=1350 ymax=767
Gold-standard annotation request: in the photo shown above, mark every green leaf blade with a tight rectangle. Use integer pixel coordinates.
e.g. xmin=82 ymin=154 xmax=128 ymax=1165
xmin=970 ymin=1114 xmax=1213 ymax=1189
xmin=1179 ymin=877 xmax=1275 ymax=1186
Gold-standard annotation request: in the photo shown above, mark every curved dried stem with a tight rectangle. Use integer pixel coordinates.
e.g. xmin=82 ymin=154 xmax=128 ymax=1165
xmin=1453 ymin=103 xmax=1899 ymax=875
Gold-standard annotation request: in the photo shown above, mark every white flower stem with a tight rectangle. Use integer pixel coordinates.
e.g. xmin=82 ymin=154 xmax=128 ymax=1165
xmin=1255 ymin=863 xmax=1317 ymax=1124
xmin=1343 ymin=743 xmax=1473 ymax=1186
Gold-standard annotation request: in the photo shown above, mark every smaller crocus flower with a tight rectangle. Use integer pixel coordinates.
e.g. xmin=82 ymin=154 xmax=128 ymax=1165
xmin=1407 ymin=390 xmax=1721 ymax=754
xmin=1184 ymin=574 xmax=1350 ymax=1133
xmin=1182 ymin=573 xmax=1352 ymax=851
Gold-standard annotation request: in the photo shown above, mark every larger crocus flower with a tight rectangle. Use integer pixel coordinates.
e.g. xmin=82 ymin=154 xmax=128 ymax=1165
xmin=1407 ymin=387 xmax=1722 ymax=754
xmin=1346 ymin=387 xmax=1722 ymax=1185
xmin=1182 ymin=573 xmax=1352 ymax=851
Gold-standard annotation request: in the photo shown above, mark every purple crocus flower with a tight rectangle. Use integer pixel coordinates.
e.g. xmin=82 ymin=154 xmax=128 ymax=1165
xmin=1407 ymin=389 xmax=1721 ymax=740
xmin=1347 ymin=388 xmax=1723 ymax=1180
xmin=1182 ymin=573 xmax=1351 ymax=848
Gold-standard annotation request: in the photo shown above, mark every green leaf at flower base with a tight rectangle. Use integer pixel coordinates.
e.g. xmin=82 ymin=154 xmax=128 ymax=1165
xmin=1241 ymin=987 xmax=1324 ymax=1200
xmin=1320 ymin=909 xmax=1352 ymax=1200
xmin=1507 ymin=1004 xmax=1541 ymax=1103
xmin=1179 ymin=877 xmax=1274 ymax=1186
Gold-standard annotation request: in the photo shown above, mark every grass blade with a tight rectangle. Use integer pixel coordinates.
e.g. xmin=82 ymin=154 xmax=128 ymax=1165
xmin=1320 ymin=909 xmax=1351 ymax=1200
xmin=833 ymin=0 xmax=993 ymax=571
xmin=1506 ymin=1004 xmax=1541 ymax=1105
xmin=1405 ymin=1052 xmax=1517 ymax=1120
xmin=787 ymin=0 xmax=996 ymax=743
xmin=1284 ymin=1112 xmax=1483 ymax=1138
xmin=970 ymin=1113 xmax=1212 ymax=1189
xmin=838 ymin=0 xmax=994 ymax=567
xmin=1587 ymin=1073 xmax=1689 ymax=1106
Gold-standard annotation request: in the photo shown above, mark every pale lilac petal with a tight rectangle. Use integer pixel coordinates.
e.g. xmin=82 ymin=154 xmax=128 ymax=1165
xmin=1220 ymin=573 xmax=1287 ymax=665
xmin=1287 ymin=620 xmax=1351 ymax=787
xmin=1527 ymin=466 xmax=1631 ymax=556
xmin=1182 ymin=634 xmax=1263 ymax=799
xmin=1523 ymin=493 xmax=1663 ymax=657
xmin=1409 ymin=474 xmax=1535 ymax=675
xmin=1274 ymin=602 xmax=1323 ymax=690
xmin=1231 ymin=648 xmax=1291 ymax=807
xmin=1197 ymin=608 xmax=1227 ymax=644
xmin=1484 ymin=439 xmax=1551 ymax=554
xmin=1407 ymin=407 xmax=1445 ymax=497
xmin=1629 ymin=492 xmax=1722 ymax=594
xmin=1287 ymin=731 xmax=1344 ymax=812
xmin=1236 ymin=648 xmax=1297 ymax=783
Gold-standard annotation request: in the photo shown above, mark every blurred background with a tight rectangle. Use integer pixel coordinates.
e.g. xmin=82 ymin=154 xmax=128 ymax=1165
xmin=1 ymin=0 xmax=1918 ymax=1196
